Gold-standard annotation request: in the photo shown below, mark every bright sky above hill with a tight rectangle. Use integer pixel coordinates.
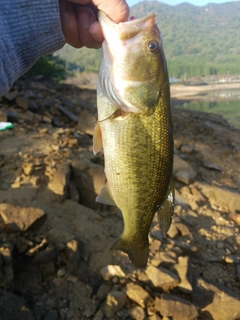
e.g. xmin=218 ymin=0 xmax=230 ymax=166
xmin=127 ymin=0 xmax=239 ymax=6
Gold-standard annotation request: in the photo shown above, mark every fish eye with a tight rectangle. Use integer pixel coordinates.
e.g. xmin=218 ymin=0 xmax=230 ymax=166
xmin=147 ymin=40 xmax=159 ymax=53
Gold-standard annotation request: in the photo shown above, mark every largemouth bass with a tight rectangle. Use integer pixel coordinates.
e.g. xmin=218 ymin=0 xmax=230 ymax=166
xmin=93 ymin=11 xmax=174 ymax=268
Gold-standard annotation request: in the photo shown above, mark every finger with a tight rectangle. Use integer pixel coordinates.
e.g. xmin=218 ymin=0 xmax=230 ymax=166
xmin=89 ymin=21 xmax=104 ymax=43
xmin=59 ymin=0 xmax=84 ymax=48
xmin=92 ymin=0 xmax=129 ymax=23
xmin=68 ymin=0 xmax=130 ymax=23
xmin=76 ymin=6 xmax=102 ymax=48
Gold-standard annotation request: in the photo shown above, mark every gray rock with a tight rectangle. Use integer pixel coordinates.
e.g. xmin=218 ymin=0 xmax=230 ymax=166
xmin=3 ymin=92 xmax=18 ymax=101
xmin=169 ymin=240 xmax=198 ymax=256
xmin=48 ymin=163 xmax=71 ymax=202
xmin=0 ymin=246 xmax=14 ymax=288
xmin=104 ymin=291 xmax=127 ymax=318
xmin=34 ymin=246 xmax=56 ymax=263
xmin=100 ymin=265 xmax=125 ymax=281
xmin=128 ymin=306 xmax=145 ymax=320
xmin=56 ymin=105 xmax=78 ymax=122
xmin=145 ymin=265 xmax=180 ymax=291
xmin=224 ymin=255 xmax=240 ymax=263
xmin=149 ymin=239 xmax=161 ymax=252
xmin=192 ymin=278 xmax=240 ymax=320
xmin=167 ymin=223 xmax=179 ymax=238
xmin=155 ymin=293 xmax=198 ymax=320
xmin=175 ymin=222 xmax=191 ymax=236
xmin=88 ymin=164 xmax=106 ymax=195
xmin=197 ymin=182 xmax=240 ymax=214
xmin=76 ymin=109 xmax=96 ymax=135
xmin=237 ymin=265 xmax=240 ymax=282
xmin=66 ymin=308 xmax=76 ymax=319
xmin=69 ymin=180 xmax=80 ymax=202
xmin=125 ymin=282 xmax=152 ymax=308
xmin=57 ymin=267 xmax=66 ymax=277
xmin=71 ymin=159 xmax=105 ymax=209
xmin=92 ymin=309 xmax=104 ymax=320
xmin=0 ymin=203 xmax=46 ymax=232
xmin=174 ymin=256 xmax=193 ymax=293
xmin=174 ymin=190 xmax=188 ymax=208
xmin=115 ymin=309 xmax=129 ymax=319
xmin=137 ymin=271 xmax=149 ymax=283
xmin=39 ymin=261 xmax=55 ymax=278
xmin=0 ymin=291 xmax=35 ymax=320
xmin=150 ymin=229 xmax=163 ymax=241
xmin=44 ymin=309 xmax=59 ymax=320
xmin=16 ymin=96 xmax=29 ymax=109
xmin=22 ymin=162 xmax=34 ymax=175
xmin=173 ymin=154 xmax=196 ymax=184
xmin=202 ymin=161 xmax=222 ymax=171
xmin=151 ymin=251 xmax=177 ymax=267
xmin=28 ymin=100 xmax=39 ymax=113
xmin=180 ymin=144 xmax=194 ymax=154
xmin=65 ymin=239 xmax=84 ymax=274
xmin=96 ymin=283 xmax=112 ymax=301
xmin=149 ymin=315 xmax=162 ymax=320
xmin=229 ymin=213 xmax=240 ymax=225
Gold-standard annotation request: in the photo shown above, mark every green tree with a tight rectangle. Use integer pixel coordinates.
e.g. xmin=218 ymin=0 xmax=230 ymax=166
xmin=26 ymin=54 xmax=66 ymax=81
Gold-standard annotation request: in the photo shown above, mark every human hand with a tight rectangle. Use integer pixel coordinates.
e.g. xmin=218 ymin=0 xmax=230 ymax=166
xmin=59 ymin=0 xmax=130 ymax=49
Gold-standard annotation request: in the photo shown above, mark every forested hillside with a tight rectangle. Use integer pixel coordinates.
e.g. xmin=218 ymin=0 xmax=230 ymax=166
xmin=56 ymin=0 xmax=240 ymax=78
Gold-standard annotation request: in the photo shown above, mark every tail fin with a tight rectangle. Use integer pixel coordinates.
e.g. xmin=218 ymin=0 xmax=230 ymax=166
xmin=111 ymin=237 xmax=149 ymax=269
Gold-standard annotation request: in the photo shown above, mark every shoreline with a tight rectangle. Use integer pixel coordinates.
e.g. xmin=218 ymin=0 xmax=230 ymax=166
xmin=170 ymin=82 xmax=240 ymax=99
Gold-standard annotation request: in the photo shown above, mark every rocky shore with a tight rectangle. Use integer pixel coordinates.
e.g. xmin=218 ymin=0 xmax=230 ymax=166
xmin=0 ymin=79 xmax=240 ymax=320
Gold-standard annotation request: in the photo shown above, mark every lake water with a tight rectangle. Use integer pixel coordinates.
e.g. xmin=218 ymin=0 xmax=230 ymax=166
xmin=174 ymin=89 xmax=240 ymax=130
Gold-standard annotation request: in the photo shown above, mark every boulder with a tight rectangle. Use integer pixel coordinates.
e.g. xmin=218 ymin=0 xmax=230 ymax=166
xmin=173 ymin=154 xmax=196 ymax=184
xmin=104 ymin=291 xmax=127 ymax=318
xmin=125 ymin=282 xmax=152 ymax=308
xmin=0 ymin=203 xmax=45 ymax=232
xmin=155 ymin=293 xmax=198 ymax=320
xmin=192 ymin=278 xmax=240 ymax=320
xmin=145 ymin=265 xmax=180 ymax=291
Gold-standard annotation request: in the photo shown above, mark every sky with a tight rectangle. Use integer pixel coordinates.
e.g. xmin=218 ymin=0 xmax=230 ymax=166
xmin=127 ymin=0 xmax=239 ymax=7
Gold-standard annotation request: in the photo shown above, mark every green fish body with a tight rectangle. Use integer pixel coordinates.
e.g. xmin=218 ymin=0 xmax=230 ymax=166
xmin=93 ymin=11 xmax=174 ymax=268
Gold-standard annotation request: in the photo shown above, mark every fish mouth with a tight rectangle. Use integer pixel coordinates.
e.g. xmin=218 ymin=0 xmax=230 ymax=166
xmin=98 ymin=11 xmax=156 ymax=25
xmin=98 ymin=11 xmax=156 ymax=40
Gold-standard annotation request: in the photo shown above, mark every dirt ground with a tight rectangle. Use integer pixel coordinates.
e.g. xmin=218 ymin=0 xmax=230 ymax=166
xmin=0 ymin=79 xmax=240 ymax=320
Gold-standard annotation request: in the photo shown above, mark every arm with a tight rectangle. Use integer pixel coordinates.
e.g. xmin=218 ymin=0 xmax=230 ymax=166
xmin=0 ymin=0 xmax=129 ymax=96
xmin=0 ymin=0 xmax=65 ymax=95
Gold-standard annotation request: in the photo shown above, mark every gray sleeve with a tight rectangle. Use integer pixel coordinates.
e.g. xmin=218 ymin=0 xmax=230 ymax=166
xmin=0 ymin=0 xmax=65 ymax=95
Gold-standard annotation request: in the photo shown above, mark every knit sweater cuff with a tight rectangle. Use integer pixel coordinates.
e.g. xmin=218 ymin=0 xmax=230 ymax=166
xmin=0 ymin=0 xmax=65 ymax=95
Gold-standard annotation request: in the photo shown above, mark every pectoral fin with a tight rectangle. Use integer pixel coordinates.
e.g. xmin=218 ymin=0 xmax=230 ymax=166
xmin=93 ymin=124 xmax=102 ymax=155
xmin=96 ymin=183 xmax=116 ymax=206
xmin=157 ymin=177 xmax=174 ymax=234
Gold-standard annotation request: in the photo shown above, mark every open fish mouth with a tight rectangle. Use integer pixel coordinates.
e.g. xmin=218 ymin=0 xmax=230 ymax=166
xmin=98 ymin=11 xmax=157 ymax=41
xmin=98 ymin=10 xmax=156 ymax=25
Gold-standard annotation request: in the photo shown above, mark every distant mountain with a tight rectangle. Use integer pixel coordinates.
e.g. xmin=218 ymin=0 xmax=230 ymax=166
xmin=56 ymin=1 xmax=240 ymax=78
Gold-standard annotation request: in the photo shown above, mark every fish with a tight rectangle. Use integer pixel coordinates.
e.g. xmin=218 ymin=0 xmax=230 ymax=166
xmin=93 ymin=11 xmax=174 ymax=268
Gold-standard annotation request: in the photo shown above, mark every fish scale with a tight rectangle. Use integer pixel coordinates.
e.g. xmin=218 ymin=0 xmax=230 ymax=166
xmin=94 ymin=11 xmax=174 ymax=268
